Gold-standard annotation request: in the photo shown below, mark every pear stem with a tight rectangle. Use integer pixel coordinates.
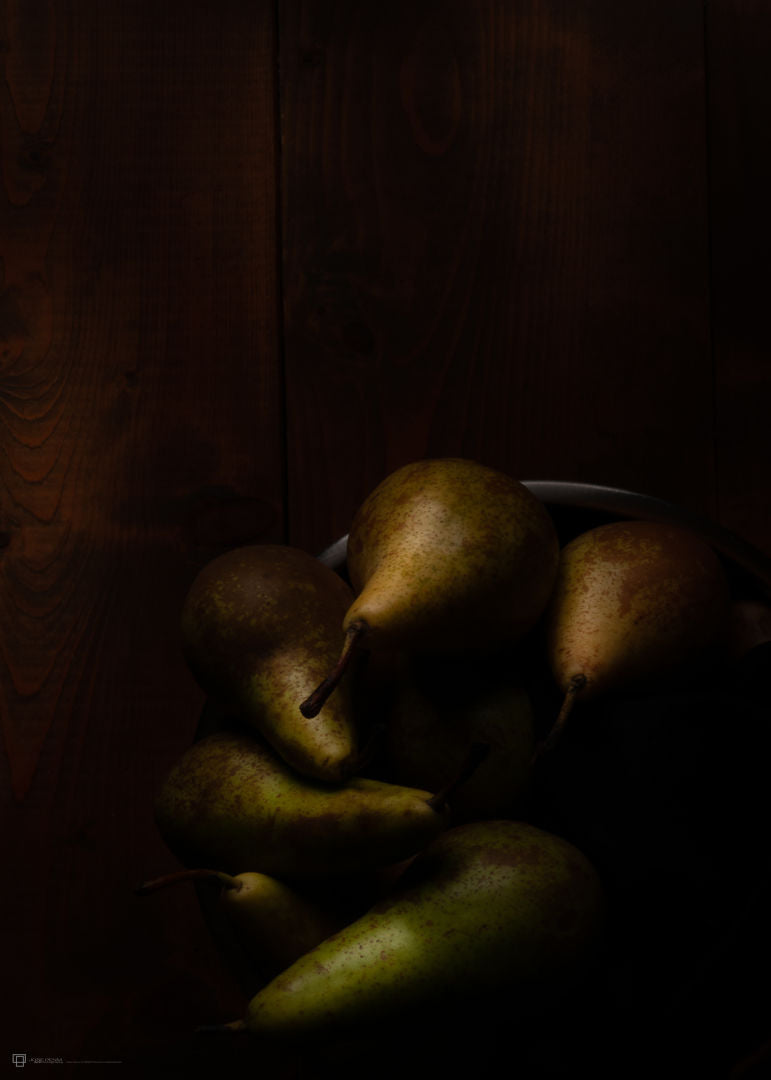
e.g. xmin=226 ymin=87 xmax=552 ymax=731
xmin=135 ymin=869 xmax=243 ymax=895
xmin=531 ymin=674 xmax=588 ymax=764
xmin=426 ymin=741 xmax=491 ymax=812
xmin=300 ymin=621 xmax=367 ymax=718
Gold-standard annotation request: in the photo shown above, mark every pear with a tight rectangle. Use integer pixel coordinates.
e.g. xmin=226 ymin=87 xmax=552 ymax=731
xmin=301 ymin=458 xmax=559 ymax=717
xmin=180 ymin=544 xmax=359 ymax=783
xmin=383 ymin=651 xmax=535 ymax=821
xmin=229 ymin=819 xmax=605 ymax=1043
xmin=136 ymin=868 xmax=346 ymax=987
xmin=539 ymin=520 xmax=731 ymax=755
xmin=154 ymin=730 xmax=453 ymax=880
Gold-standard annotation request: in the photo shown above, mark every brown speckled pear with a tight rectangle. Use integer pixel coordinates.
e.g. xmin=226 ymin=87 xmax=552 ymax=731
xmin=154 ymin=730 xmax=451 ymax=880
xmin=301 ymin=459 xmax=559 ymax=718
xmin=234 ymin=820 xmax=605 ymax=1042
xmin=180 ymin=544 xmax=358 ymax=783
xmin=136 ymin=868 xmax=346 ymax=989
xmin=539 ymin=520 xmax=731 ymax=754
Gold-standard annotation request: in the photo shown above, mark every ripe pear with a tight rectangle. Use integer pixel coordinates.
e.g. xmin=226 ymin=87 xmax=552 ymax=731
xmin=230 ymin=820 xmax=605 ymax=1043
xmin=539 ymin=520 xmax=731 ymax=754
xmin=154 ymin=730 xmax=452 ymax=880
xmin=301 ymin=458 xmax=559 ymax=717
xmin=136 ymin=868 xmax=346 ymax=988
xmin=180 ymin=544 xmax=359 ymax=783
xmin=383 ymin=651 xmax=536 ymax=821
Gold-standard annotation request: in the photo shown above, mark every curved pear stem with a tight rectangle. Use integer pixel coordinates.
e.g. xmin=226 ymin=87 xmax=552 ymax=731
xmin=531 ymin=674 xmax=588 ymax=765
xmin=427 ymin=741 xmax=491 ymax=812
xmin=135 ymin=868 xmax=243 ymax=895
xmin=300 ymin=621 xmax=367 ymax=718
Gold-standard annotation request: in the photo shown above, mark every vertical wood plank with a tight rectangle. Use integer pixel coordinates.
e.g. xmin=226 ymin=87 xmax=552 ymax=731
xmin=279 ymin=0 xmax=713 ymax=555
xmin=707 ymin=0 xmax=771 ymax=556
xmin=0 ymin=0 xmax=283 ymax=1062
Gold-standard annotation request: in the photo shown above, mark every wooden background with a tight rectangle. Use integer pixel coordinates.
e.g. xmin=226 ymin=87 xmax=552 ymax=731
xmin=1 ymin=0 xmax=769 ymax=1073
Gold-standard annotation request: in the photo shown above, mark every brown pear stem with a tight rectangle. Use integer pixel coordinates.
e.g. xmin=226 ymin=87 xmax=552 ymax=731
xmin=426 ymin=741 xmax=491 ymax=812
xmin=135 ymin=868 xmax=243 ymax=895
xmin=300 ymin=621 xmax=367 ymax=718
xmin=531 ymin=674 xmax=588 ymax=765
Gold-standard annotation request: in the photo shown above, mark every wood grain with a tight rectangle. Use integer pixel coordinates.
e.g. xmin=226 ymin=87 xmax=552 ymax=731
xmin=1 ymin=0 xmax=769 ymax=1071
xmin=707 ymin=0 xmax=771 ymax=556
xmin=279 ymin=0 xmax=715 ymax=555
xmin=0 ymin=0 xmax=282 ymax=1065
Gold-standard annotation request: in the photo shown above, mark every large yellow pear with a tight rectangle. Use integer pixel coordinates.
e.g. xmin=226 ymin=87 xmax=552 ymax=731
xmin=302 ymin=458 xmax=559 ymax=717
xmin=236 ymin=820 xmax=605 ymax=1042
xmin=540 ymin=520 xmax=730 ymax=752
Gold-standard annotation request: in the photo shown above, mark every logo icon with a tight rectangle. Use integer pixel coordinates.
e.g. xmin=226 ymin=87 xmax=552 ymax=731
xmin=12 ymin=1053 xmax=26 ymax=1067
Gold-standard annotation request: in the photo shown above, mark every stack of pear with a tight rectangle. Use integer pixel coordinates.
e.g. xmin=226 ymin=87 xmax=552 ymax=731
xmin=180 ymin=544 xmax=359 ymax=783
xmin=228 ymin=820 xmax=605 ymax=1043
xmin=154 ymin=729 xmax=452 ymax=880
xmin=302 ymin=458 xmax=559 ymax=717
xmin=540 ymin=520 xmax=731 ymax=753
xmin=147 ymin=475 xmax=750 ymax=1062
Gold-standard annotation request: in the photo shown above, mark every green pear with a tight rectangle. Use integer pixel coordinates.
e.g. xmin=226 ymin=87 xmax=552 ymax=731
xmin=301 ymin=459 xmax=559 ymax=717
xmin=383 ymin=651 xmax=535 ymax=821
xmin=154 ymin=730 xmax=451 ymax=880
xmin=539 ymin=520 xmax=731 ymax=754
xmin=233 ymin=819 xmax=605 ymax=1042
xmin=180 ymin=544 xmax=359 ymax=783
xmin=136 ymin=868 xmax=346 ymax=987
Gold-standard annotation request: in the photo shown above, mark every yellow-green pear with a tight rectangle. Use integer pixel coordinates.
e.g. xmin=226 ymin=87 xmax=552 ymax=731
xmin=154 ymin=730 xmax=451 ymax=880
xmin=136 ymin=868 xmax=346 ymax=987
xmin=231 ymin=820 xmax=605 ymax=1043
xmin=180 ymin=544 xmax=359 ymax=783
xmin=540 ymin=520 xmax=731 ymax=754
xmin=302 ymin=459 xmax=559 ymax=717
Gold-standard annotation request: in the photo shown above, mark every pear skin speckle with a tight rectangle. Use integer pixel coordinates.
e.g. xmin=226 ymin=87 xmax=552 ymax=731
xmin=180 ymin=545 xmax=360 ymax=782
xmin=345 ymin=459 xmax=559 ymax=653
xmin=545 ymin=520 xmax=731 ymax=697
xmin=153 ymin=730 xmax=450 ymax=880
xmin=243 ymin=820 xmax=605 ymax=1042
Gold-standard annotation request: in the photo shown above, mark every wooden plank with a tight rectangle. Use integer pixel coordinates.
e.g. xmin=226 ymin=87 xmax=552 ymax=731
xmin=706 ymin=0 xmax=771 ymax=557
xmin=279 ymin=0 xmax=714 ymax=555
xmin=0 ymin=0 xmax=283 ymax=1062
